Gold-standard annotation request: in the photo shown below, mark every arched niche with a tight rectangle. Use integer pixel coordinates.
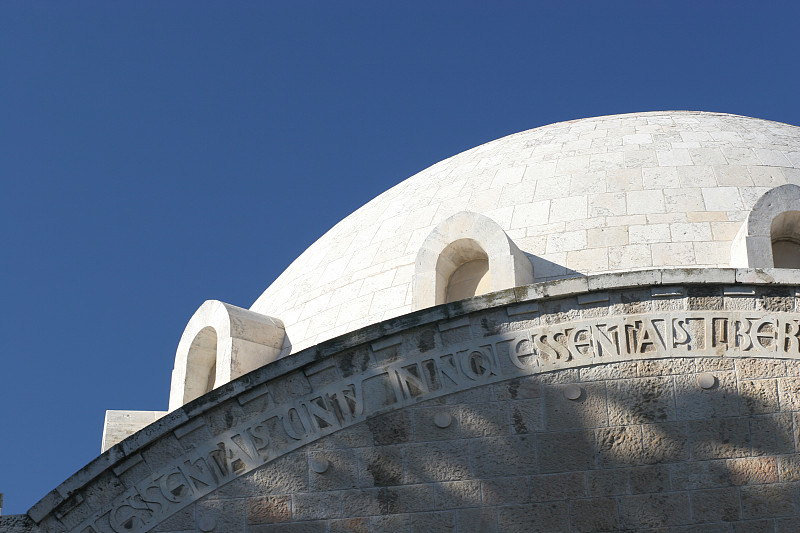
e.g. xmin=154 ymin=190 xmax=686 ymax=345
xmin=412 ymin=211 xmax=533 ymax=310
xmin=731 ymin=184 xmax=800 ymax=268
xmin=771 ymin=211 xmax=800 ymax=268
xmin=168 ymin=300 xmax=285 ymax=411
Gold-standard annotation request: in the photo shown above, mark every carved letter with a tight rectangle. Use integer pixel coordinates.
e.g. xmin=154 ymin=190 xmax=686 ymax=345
xmin=511 ymin=336 xmax=536 ymax=369
xmin=178 ymin=457 xmax=218 ymax=493
xmin=109 ymin=494 xmax=154 ymax=533
xmin=591 ymin=324 xmax=620 ymax=357
xmin=568 ymin=328 xmax=593 ymax=359
xmin=753 ymin=319 xmax=778 ymax=352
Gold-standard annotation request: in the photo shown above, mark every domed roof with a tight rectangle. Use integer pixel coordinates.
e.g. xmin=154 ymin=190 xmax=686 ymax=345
xmin=252 ymin=111 xmax=800 ymax=354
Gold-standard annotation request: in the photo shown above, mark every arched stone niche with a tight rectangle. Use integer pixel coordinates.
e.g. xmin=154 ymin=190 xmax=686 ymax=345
xmin=412 ymin=211 xmax=533 ymax=310
xmin=731 ymin=184 xmax=800 ymax=269
xmin=168 ymin=300 xmax=285 ymax=411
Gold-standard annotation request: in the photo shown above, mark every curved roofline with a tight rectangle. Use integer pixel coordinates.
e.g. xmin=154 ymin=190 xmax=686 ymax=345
xmin=25 ymin=266 xmax=800 ymax=524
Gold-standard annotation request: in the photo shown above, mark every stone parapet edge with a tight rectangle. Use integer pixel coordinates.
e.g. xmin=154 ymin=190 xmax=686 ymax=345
xmin=22 ymin=267 xmax=800 ymax=524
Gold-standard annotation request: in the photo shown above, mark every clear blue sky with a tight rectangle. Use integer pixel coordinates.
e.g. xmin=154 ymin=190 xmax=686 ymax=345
xmin=1 ymin=1 xmax=799 ymax=515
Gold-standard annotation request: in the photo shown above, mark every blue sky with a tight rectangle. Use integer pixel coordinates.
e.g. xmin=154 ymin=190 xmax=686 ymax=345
xmin=1 ymin=2 xmax=799 ymax=515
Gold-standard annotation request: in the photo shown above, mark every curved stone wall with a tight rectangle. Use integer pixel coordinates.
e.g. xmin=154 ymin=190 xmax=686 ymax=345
xmin=6 ymin=268 xmax=800 ymax=532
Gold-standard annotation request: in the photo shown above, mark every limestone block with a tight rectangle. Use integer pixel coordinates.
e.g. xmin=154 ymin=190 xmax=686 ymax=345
xmin=728 ymin=456 xmax=779 ymax=485
xmin=307 ymin=450 xmax=358 ymax=491
xmin=657 ymin=149 xmax=693 ymax=167
xmin=627 ymin=189 xmax=665 ymax=214
xmin=689 ymin=418 xmax=751 ymax=459
xmin=606 ymin=377 xmax=675 ymax=425
xmin=293 ymin=491 xmax=343 ymax=521
xmin=678 ymin=165 xmax=716 ymax=187
xmin=690 ymin=487 xmax=740 ymax=523
xmin=587 ymin=469 xmax=628 ymax=496
xmin=549 ymin=195 xmax=588 ymax=222
xmin=739 ymin=379 xmax=779 ymax=415
xmin=629 ymin=223 xmax=670 ymax=244
xmin=702 ymin=186 xmax=744 ymax=211
xmin=670 ymin=222 xmax=712 ymax=242
xmin=470 ymin=435 xmax=537 ymax=477
xmin=652 ymin=242 xmax=695 ymax=266
xmin=588 ymin=192 xmax=626 ymax=217
xmin=196 ymin=498 xmax=245 ymax=532
xmin=101 ymin=410 xmax=167 ymax=452
xmin=596 ymin=425 xmax=644 ymax=467
xmin=380 ymin=484 xmax=435 ymax=514
xmin=480 ymin=476 xmax=530 ymax=505
xmin=609 ymin=243 xmax=652 ymax=269
xmin=630 ymin=464 xmax=670 ymax=493
xmin=496 ymin=502 xmax=570 ymax=532
xmin=538 ymin=430 xmax=595 ymax=472
xmin=433 ymin=480 xmax=481 ymax=509
xmin=246 ymin=496 xmax=291 ymax=525
xmin=570 ymin=498 xmax=620 ymax=532
xmin=410 ymin=512 xmax=456 ymax=532
xmin=587 ymin=226 xmax=628 ymax=248
xmin=740 ymin=483 xmax=796 ymax=519
xmin=456 ymin=509 xmax=497 ymax=533
xmin=714 ymin=165 xmax=755 ymax=186
xmin=341 ymin=488 xmax=381 ymax=517
xmin=404 ymin=442 xmax=471 ymax=483
xmin=618 ymin=492 xmax=691 ymax=528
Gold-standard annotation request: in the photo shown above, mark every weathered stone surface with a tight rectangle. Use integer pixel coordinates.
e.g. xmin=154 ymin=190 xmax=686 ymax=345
xmin=543 ymin=382 xmax=608 ymax=431
xmin=587 ymin=469 xmax=628 ymax=496
xmin=740 ymin=483 xmax=796 ymax=519
xmin=606 ymin=377 xmax=675 ymax=425
xmin=496 ymin=502 xmax=570 ymax=532
xmin=630 ymin=464 xmax=671 ymax=493
xmin=728 ymin=456 xmax=779 ymax=485
xmin=641 ymin=421 xmax=689 ymax=464
xmin=539 ymin=430 xmax=595 ymax=473
xmin=529 ymin=472 xmax=586 ymax=502
xmin=570 ymin=497 xmax=619 ymax=532
xmin=433 ymin=480 xmax=481 ymax=509
xmin=404 ymin=442 xmax=471 ymax=483
xmin=356 ymin=446 xmax=403 ymax=488
xmin=196 ymin=498 xmax=245 ymax=532
xmin=480 ymin=476 xmax=529 ymax=505
xmin=470 ymin=435 xmax=538 ymax=477
xmin=456 ymin=508 xmax=497 ymax=533
xmin=691 ymin=487 xmax=740 ymax=522
xmin=596 ymin=425 xmax=644 ymax=467
xmin=618 ymin=492 xmax=691 ymax=528
xmin=739 ymin=379 xmax=779 ymax=414
xmin=292 ymin=491 xmax=343 ymax=521
xmin=247 ymin=496 xmax=291 ymax=525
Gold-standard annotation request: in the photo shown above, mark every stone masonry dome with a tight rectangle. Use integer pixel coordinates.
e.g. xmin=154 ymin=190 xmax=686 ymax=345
xmin=251 ymin=111 xmax=800 ymax=355
xmin=12 ymin=111 xmax=800 ymax=533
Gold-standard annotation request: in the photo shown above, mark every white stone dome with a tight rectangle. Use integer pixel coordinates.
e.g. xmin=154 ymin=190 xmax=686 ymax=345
xmin=252 ymin=111 xmax=800 ymax=355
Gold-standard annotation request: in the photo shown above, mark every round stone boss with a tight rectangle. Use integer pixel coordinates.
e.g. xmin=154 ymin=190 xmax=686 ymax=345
xmin=563 ymin=384 xmax=583 ymax=401
xmin=697 ymin=372 xmax=717 ymax=389
xmin=434 ymin=412 xmax=453 ymax=428
xmin=197 ymin=517 xmax=216 ymax=532
xmin=310 ymin=457 xmax=330 ymax=474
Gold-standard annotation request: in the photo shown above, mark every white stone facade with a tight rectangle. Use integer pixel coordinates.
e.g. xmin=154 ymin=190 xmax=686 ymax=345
xmin=251 ymin=112 xmax=800 ymax=355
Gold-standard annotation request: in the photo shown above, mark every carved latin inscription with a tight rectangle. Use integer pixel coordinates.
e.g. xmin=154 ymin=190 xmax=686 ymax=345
xmin=76 ymin=311 xmax=800 ymax=533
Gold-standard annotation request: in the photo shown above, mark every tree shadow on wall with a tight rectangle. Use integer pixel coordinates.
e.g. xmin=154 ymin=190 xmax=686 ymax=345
xmin=196 ymin=360 xmax=799 ymax=533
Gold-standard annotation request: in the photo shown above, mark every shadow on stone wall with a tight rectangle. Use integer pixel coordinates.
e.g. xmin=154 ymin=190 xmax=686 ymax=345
xmin=169 ymin=357 xmax=799 ymax=532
